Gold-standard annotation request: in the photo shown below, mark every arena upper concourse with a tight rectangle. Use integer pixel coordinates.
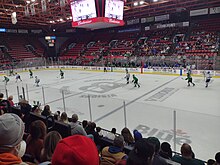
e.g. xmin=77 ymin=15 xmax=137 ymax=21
xmin=0 ymin=0 xmax=220 ymax=165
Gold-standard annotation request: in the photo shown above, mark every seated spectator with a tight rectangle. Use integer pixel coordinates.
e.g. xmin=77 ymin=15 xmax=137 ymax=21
xmin=215 ymin=152 xmax=220 ymax=165
xmin=96 ymin=126 xmax=103 ymax=137
xmin=0 ymin=113 xmax=27 ymax=164
xmin=207 ymin=159 xmax=215 ymax=165
xmin=41 ymin=105 xmax=51 ymax=117
xmin=121 ymin=127 xmax=134 ymax=146
xmin=19 ymin=99 xmax=32 ymax=131
xmin=159 ymin=142 xmax=172 ymax=159
xmin=59 ymin=112 xmax=68 ymax=124
xmin=126 ymin=138 xmax=155 ymax=165
xmin=53 ymin=111 xmax=61 ymax=121
xmin=82 ymin=120 xmax=88 ymax=129
xmin=100 ymin=135 xmax=127 ymax=165
xmin=26 ymin=120 xmax=47 ymax=163
xmin=133 ymin=129 xmax=142 ymax=142
xmin=172 ymin=143 xmax=205 ymax=165
xmin=70 ymin=114 xmax=87 ymax=136
xmin=40 ymin=131 xmax=62 ymax=164
xmin=146 ymin=137 xmax=168 ymax=165
xmin=7 ymin=95 xmax=14 ymax=107
xmin=32 ymin=105 xmax=42 ymax=115
xmin=105 ymin=127 xmax=116 ymax=140
xmin=85 ymin=122 xmax=100 ymax=145
xmin=52 ymin=135 xmax=99 ymax=165
xmin=0 ymin=93 xmax=11 ymax=113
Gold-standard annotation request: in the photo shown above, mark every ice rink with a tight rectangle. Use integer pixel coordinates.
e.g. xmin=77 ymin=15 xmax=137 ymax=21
xmin=1 ymin=69 xmax=220 ymax=161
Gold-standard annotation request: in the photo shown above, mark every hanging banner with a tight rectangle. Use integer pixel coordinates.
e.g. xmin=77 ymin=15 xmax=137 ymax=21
xmin=190 ymin=8 xmax=208 ymax=16
xmin=155 ymin=14 xmax=169 ymax=22
xmin=41 ymin=0 xmax=47 ymax=13
xmin=24 ymin=6 xmax=30 ymax=17
xmin=30 ymin=4 xmax=35 ymax=15
xmin=210 ymin=7 xmax=220 ymax=14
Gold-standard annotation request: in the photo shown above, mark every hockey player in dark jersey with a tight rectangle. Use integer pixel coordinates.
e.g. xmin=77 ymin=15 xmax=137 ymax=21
xmin=29 ymin=69 xmax=33 ymax=78
xmin=3 ymin=76 xmax=9 ymax=85
xmin=60 ymin=69 xmax=64 ymax=79
xmin=185 ymin=73 xmax=195 ymax=87
xmin=132 ymin=74 xmax=140 ymax=88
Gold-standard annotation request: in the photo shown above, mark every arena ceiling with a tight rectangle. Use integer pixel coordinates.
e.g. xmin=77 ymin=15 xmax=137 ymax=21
xmin=0 ymin=0 xmax=219 ymax=28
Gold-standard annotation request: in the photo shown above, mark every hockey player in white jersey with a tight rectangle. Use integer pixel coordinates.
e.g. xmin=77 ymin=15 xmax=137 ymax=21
xmin=205 ymin=71 xmax=212 ymax=88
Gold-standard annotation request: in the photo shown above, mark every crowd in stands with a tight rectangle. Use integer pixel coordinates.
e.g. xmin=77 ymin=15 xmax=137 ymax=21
xmin=57 ymin=25 xmax=219 ymax=70
xmin=0 ymin=92 xmax=220 ymax=165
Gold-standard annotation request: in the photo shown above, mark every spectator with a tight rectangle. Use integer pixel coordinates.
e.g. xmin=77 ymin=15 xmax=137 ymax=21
xmin=26 ymin=120 xmax=47 ymax=163
xmin=52 ymin=135 xmax=99 ymax=165
xmin=82 ymin=120 xmax=88 ymax=129
xmin=70 ymin=114 xmax=87 ymax=136
xmin=215 ymin=152 xmax=220 ymax=165
xmin=7 ymin=95 xmax=14 ymax=107
xmin=85 ymin=122 xmax=100 ymax=145
xmin=41 ymin=105 xmax=51 ymax=117
xmin=32 ymin=105 xmax=41 ymax=115
xmin=96 ymin=126 xmax=103 ymax=137
xmin=19 ymin=99 xmax=32 ymax=131
xmin=159 ymin=142 xmax=172 ymax=159
xmin=207 ymin=159 xmax=215 ymax=165
xmin=126 ymin=138 xmax=155 ymax=165
xmin=133 ymin=129 xmax=142 ymax=142
xmin=0 ymin=113 xmax=27 ymax=164
xmin=59 ymin=112 xmax=69 ymax=124
xmin=0 ymin=93 xmax=11 ymax=113
xmin=100 ymin=135 xmax=127 ymax=165
xmin=172 ymin=143 xmax=205 ymax=165
xmin=105 ymin=127 xmax=116 ymax=140
xmin=40 ymin=131 xmax=62 ymax=164
xmin=146 ymin=137 xmax=168 ymax=165
xmin=121 ymin=127 xmax=134 ymax=145
xmin=53 ymin=111 xmax=61 ymax=121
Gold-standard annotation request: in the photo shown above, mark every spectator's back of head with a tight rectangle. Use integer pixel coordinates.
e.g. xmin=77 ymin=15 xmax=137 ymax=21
xmin=127 ymin=138 xmax=154 ymax=165
xmin=52 ymin=135 xmax=99 ymax=165
xmin=133 ymin=129 xmax=142 ymax=142
xmin=0 ymin=113 xmax=25 ymax=155
xmin=71 ymin=114 xmax=78 ymax=123
xmin=215 ymin=152 xmax=220 ymax=164
xmin=0 ymin=93 xmax=4 ymax=99
xmin=181 ymin=143 xmax=193 ymax=158
xmin=29 ymin=120 xmax=46 ymax=140
xmin=111 ymin=127 xmax=116 ymax=134
xmin=146 ymin=137 xmax=160 ymax=153
xmin=113 ymin=135 xmax=125 ymax=149
xmin=207 ymin=159 xmax=215 ymax=165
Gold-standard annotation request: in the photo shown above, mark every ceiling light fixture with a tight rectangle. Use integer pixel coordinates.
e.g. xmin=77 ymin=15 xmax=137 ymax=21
xmin=139 ymin=1 xmax=144 ymax=5
xmin=26 ymin=1 xmax=31 ymax=4
xmin=134 ymin=2 xmax=138 ymax=6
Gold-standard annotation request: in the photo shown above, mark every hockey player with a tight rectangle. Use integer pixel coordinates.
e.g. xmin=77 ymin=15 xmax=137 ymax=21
xmin=15 ymin=73 xmax=22 ymax=82
xmin=132 ymin=74 xmax=140 ymax=88
xmin=125 ymin=71 xmax=130 ymax=84
xmin=35 ymin=76 xmax=40 ymax=87
xmin=29 ymin=69 xmax=33 ymax=78
xmin=3 ymin=76 xmax=9 ymax=85
xmin=60 ymin=69 xmax=64 ymax=79
xmin=185 ymin=73 xmax=195 ymax=87
xmin=205 ymin=71 xmax=212 ymax=88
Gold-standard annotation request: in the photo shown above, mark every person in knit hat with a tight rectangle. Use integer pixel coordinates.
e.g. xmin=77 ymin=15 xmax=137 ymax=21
xmin=0 ymin=113 xmax=27 ymax=165
xmin=52 ymin=135 xmax=99 ymax=165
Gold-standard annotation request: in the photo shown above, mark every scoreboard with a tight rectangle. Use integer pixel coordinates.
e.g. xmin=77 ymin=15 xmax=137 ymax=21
xmin=69 ymin=0 xmax=125 ymax=29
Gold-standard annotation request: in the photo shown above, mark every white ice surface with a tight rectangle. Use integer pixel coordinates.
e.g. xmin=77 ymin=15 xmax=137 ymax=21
xmin=1 ymin=69 xmax=219 ymax=161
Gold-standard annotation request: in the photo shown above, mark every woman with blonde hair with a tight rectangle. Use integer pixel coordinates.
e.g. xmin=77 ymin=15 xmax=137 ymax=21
xmin=40 ymin=131 xmax=62 ymax=164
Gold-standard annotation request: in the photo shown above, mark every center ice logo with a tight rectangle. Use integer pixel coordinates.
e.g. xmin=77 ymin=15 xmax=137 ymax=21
xmin=79 ymin=81 xmax=124 ymax=93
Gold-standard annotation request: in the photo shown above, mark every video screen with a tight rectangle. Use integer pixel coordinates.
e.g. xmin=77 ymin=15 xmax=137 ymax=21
xmin=70 ymin=0 xmax=97 ymax=22
xmin=105 ymin=0 xmax=124 ymax=20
